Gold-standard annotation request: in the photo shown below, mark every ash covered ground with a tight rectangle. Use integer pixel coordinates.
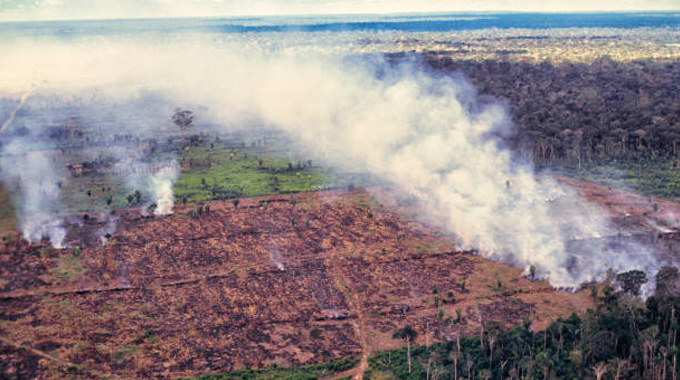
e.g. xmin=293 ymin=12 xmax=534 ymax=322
xmin=1 ymin=188 xmax=593 ymax=379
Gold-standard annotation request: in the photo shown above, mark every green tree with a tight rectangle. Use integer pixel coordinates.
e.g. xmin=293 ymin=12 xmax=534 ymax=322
xmin=392 ymin=325 xmax=418 ymax=374
xmin=655 ymin=266 xmax=679 ymax=298
xmin=172 ymin=108 xmax=194 ymax=142
xmin=616 ymin=270 xmax=648 ymax=296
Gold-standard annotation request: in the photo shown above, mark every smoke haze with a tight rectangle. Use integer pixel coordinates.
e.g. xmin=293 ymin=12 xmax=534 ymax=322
xmin=0 ymin=137 xmax=66 ymax=247
xmin=0 ymin=33 xmax=662 ymax=288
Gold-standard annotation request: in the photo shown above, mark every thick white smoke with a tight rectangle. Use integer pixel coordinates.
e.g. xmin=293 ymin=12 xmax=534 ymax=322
xmin=192 ymin=53 xmax=658 ymax=288
xmin=0 ymin=138 xmax=66 ymax=247
xmin=150 ymin=165 xmax=179 ymax=215
xmin=0 ymin=35 xmax=661 ymax=288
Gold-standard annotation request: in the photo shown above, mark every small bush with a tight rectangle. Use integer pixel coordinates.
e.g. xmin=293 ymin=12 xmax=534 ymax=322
xmin=310 ymin=328 xmax=321 ymax=339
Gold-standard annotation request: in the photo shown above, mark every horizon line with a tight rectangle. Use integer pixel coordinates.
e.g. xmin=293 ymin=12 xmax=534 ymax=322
xmin=1 ymin=9 xmax=679 ymax=24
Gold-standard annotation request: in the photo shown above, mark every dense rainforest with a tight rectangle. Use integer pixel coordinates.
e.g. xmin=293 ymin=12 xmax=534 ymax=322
xmin=367 ymin=267 xmax=680 ymax=380
xmin=424 ymin=56 xmax=680 ymax=170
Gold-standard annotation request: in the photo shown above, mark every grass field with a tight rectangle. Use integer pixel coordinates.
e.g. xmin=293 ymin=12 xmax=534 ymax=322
xmin=546 ymin=158 xmax=680 ymax=202
xmin=0 ymin=183 xmax=16 ymax=239
xmin=174 ymin=144 xmax=329 ymax=203
xmin=0 ymin=134 xmax=377 ymax=235
xmin=172 ymin=134 xmax=379 ymax=205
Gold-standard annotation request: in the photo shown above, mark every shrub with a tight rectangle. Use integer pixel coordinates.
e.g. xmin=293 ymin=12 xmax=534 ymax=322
xmin=310 ymin=328 xmax=321 ymax=339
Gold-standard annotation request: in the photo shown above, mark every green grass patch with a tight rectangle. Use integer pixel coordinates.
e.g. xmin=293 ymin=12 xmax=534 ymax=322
xmin=49 ymin=254 xmax=83 ymax=282
xmin=113 ymin=345 xmax=138 ymax=362
xmin=546 ymin=158 xmax=680 ymax=201
xmin=175 ymin=145 xmax=374 ymax=203
xmin=174 ymin=146 xmax=325 ymax=202
xmin=410 ymin=239 xmax=446 ymax=254
xmin=0 ymin=183 xmax=16 ymax=235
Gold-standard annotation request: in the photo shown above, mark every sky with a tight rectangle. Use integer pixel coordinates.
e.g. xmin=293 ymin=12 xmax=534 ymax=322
xmin=0 ymin=0 xmax=679 ymax=21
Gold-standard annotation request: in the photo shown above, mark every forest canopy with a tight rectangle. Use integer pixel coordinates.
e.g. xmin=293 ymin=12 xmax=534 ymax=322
xmin=424 ymin=57 xmax=680 ymax=169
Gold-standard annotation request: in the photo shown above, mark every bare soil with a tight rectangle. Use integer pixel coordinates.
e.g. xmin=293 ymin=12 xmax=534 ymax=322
xmin=0 ymin=187 xmax=596 ymax=379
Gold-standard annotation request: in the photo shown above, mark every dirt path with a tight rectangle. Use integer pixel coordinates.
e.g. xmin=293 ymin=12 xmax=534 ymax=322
xmin=349 ymin=291 xmax=370 ymax=380
xmin=324 ymin=250 xmax=371 ymax=380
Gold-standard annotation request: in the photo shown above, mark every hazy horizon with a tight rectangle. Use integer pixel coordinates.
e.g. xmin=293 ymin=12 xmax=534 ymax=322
xmin=1 ymin=0 xmax=679 ymax=22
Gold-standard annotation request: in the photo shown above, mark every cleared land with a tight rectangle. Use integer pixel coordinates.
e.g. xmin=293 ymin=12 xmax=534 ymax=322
xmin=0 ymin=187 xmax=594 ymax=380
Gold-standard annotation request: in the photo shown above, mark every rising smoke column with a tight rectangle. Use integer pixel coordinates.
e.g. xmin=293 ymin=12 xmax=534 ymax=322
xmin=0 ymin=137 xmax=66 ymax=247
xmin=150 ymin=164 xmax=178 ymax=215
xmin=111 ymin=144 xmax=180 ymax=216
xmin=191 ymin=53 xmax=660 ymax=289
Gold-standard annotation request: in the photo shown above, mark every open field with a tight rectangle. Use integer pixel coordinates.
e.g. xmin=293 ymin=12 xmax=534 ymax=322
xmin=175 ymin=144 xmax=375 ymax=204
xmin=0 ymin=187 xmax=595 ymax=379
xmin=549 ymin=160 xmax=680 ymax=202
xmin=0 ymin=128 xmax=376 ymax=219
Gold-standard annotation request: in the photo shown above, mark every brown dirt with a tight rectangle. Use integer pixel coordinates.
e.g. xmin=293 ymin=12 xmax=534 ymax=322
xmin=0 ymin=187 xmax=595 ymax=379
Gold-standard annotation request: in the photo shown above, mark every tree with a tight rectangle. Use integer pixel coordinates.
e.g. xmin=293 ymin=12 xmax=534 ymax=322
xmin=535 ymin=350 xmax=553 ymax=380
xmin=656 ymin=266 xmax=680 ymax=298
xmin=484 ymin=320 xmax=504 ymax=365
xmin=450 ymin=334 xmax=461 ymax=380
xmin=592 ymin=362 xmax=610 ymax=380
xmin=616 ymin=270 xmax=648 ymax=297
xmin=393 ymin=325 xmax=418 ymax=374
xmin=172 ymin=108 xmax=194 ymax=142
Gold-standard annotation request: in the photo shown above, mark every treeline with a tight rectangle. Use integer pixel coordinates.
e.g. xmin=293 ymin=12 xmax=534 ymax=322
xmin=367 ymin=267 xmax=680 ymax=380
xmin=424 ymin=56 xmax=680 ymax=169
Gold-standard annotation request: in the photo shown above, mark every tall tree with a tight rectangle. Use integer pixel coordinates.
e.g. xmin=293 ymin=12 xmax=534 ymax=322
xmin=656 ymin=266 xmax=680 ymax=299
xmin=393 ymin=325 xmax=418 ymax=374
xmin=592 ymin=362 xmax=610 ymax=380
xmin=172 ymin=108 xmax=194 ymax=142
xmin=616 ymin=270 xmax=648 ymax=297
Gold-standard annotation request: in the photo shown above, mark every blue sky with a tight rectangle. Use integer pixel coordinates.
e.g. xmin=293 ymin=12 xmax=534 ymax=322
xmin=1 ymin=0 xmax=679 ymax=21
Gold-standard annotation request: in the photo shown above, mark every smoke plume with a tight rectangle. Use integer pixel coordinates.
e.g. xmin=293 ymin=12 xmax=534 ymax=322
xmin=0 ymin=137 xmax=66 ymax=247
xmin=270 ymin=249 xmax=286 ymax=271
xmin=0 ymin=33 xmax=662 ymax=288
xmin=200 ymin=54 xmax=658 ymax=288
xmin=150 ymin=164 xmax=179 ymax=215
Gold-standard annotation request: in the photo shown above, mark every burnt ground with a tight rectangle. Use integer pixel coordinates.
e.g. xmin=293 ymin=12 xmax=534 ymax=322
xmin=0 ymin=188 xmax=593 ymax=379
xmin=556 ymin=176 xmax=680 ymax=263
